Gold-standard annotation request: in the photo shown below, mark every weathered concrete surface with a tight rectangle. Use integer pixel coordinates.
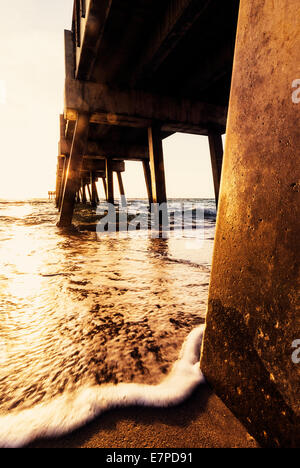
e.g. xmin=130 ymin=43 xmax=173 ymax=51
xmin=201 ymin=0 xmax=300 ymax=448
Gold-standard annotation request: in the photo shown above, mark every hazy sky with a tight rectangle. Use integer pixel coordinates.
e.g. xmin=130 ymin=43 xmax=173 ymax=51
xmin=0 ymin=0 xmax=215 ymax=200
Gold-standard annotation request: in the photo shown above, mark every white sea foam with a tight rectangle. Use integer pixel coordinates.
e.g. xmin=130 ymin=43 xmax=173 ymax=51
xmin=0 ymin=325 xmax=206 ymax=448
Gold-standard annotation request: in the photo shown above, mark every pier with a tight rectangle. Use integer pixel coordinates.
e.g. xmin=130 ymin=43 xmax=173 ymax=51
xmin=55 ymin=0 xmax=234 ymax=225
xmin=55 ymin=0 xmax=300 ymax=448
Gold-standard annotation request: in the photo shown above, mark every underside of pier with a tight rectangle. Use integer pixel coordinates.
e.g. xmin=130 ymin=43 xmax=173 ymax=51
xmin=56 ymin=0 xmax=239 ymax=225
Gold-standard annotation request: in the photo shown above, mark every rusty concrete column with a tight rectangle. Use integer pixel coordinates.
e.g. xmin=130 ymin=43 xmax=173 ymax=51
xmin=208 ymin=132 xmax=223 ymax=208
xmin=106 ymin=158 xmax=114 ymax=204
xmin=201 ymin=0 xmax=300 ymax=448
xmin=57 ymin=113 xmax=90 ymax=227
xmin=58 ymin=155 xmax=69 ymax=211
xmin=55 ymin=156 xmax=64 ymax=208
xmin=142 ymin=160 xmax=153 ymax=205
xmin=86 ymin=183 xmax=92 ymax=203
xmin=96 ymin=181 xmax=100 ymax=204
xmin=148 ymin=125 xmax=167 ymax=204
xmin=102 ymin=177 xmax=107 ymax=201
xmin=81 ymin=178 xmax=87 ymax=204
xmin=117 ymin=172 xmax=127 ymax=207
xmin=90 ymin=171 xmax=98 ymax=207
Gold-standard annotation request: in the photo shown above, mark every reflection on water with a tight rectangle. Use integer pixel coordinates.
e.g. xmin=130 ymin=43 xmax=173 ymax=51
xmin=0 ymin=200 xmax=215 ymax=415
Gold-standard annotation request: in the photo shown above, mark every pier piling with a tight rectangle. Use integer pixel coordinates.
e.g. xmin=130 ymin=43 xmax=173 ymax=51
xmin=208 ymin=132 xmax=223 ymax=208
xmin=148 ymin=125 xmax=167 ymax=204
xmin=117 ymin=172 xmax=126 ymax=207
xmin=201 ymin=0 xmax=300 ymax=448
xmin=57 ymin=113 xmax=90 ymax=227
xmin=105 ymin=158 xmax=114 ymax=205
xmin=102 ymin=177 xmax=107 ymax=202
xmin=143 ymin=160 xmax=153 ymax=205
xmin=90 ymin=171 xmax=98 ymax=207
xmin=81 ymin=179 xmax=87 ymax=204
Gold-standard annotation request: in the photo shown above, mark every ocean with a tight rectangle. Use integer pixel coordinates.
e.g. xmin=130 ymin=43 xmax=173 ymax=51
xmin=0 ymin=198 xmax=216 ymax=446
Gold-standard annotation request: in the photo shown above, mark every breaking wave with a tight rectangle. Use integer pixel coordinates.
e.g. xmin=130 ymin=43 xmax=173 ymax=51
xmin=0 ymin=325 xmax=205 ymax=448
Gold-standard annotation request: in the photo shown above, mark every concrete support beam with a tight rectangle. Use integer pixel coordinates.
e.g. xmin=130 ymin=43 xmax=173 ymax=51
xmin=81 ymin=170 xmax=105 ymax=179
xmin=57 ymin=113 xmax=90 ymax=227
xmin=60 ymin=114 xmax=67 ymax=140
xmin=148 ymin=125 xmax=167 ymax=204
xmin=201 ymin=0 xmax=300 ymax=448
xmin=64 ymin=30 xmax=76 ymax=80
xmin=59 ymin=138 xmax=149 ymax=161
xmin=64 ymin=79 xmax=227 ymax=134
xmin=74 ymin=0 xmax=113 ymax=80
xmin=105 ymin=158 xmax=114 ymax=205
xmin=208 ymin=132 xmax=223 ymax=208
xmin=133 ymin=0 xmax=212 ymax=85
xmin=142 ymin=160 xmax=153 ymax=205
xmin=182 ymin=39 xmax=236 ymax=96
xmin=82 ymin=159 xmax=125 ymax=173
xmin=65 ymin=120 xmax=76 ymax=141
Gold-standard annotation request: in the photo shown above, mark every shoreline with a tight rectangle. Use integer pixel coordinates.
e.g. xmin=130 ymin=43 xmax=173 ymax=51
xmin=28 ymin=384 xmax=259 ymax=448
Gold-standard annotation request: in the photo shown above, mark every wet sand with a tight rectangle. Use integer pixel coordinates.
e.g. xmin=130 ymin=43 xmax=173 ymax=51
xmin=29 ymin=385 xmax=259 ymax=448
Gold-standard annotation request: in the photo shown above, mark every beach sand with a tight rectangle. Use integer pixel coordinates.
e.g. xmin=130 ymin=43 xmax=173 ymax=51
xmin=28 ymin=384 xmax=259 ymax=448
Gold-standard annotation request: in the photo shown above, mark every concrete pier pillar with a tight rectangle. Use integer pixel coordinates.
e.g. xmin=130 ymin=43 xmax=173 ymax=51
xmin=208 ymin=132 xmax=223 ymax=208
xmin=81 ymin=179 xmax=87 ymax=204
xmin=117 ymin=172 xmax=126 ymax=207
xmin=55 ymin=157 xmax=64 ymax=207
xmin=90 ymin=171 xmax=98 ymax=207
xmin=148 ymin=125 xmax=167 ymax=204
xmin=201 ymin=0 xmax=300 ymax=448
xmin=142 ymin=160 xmax=153 ymax=205
xmin=102 ymin=177 xmax=107 ymax=201
xmin=86 ymin=183 xmax=92 ymax=203
xmin=96 ymin=182 xmax=100 ymax=204
xmin=106 ymin=159 xmax=114 ymax=204
xmin=57 ymin=113 xmax=90 ymax=227
xmin=58 ymin=156 xmax=68 ymax=211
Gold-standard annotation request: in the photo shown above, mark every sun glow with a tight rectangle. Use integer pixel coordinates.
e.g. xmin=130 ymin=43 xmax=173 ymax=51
xmin=0 ymin=1 xmax=215 ymax=201
xmin=0 ymin=1 xmax=74 ymax=200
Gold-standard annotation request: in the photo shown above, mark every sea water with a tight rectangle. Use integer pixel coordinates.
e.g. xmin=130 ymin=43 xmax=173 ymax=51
xmin=0 ymin=198 xmax=216 ymax=446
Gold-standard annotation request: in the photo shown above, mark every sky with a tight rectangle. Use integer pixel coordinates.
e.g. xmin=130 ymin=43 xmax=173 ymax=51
xmin=0 ymin=0 xmax=215 ymax=200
